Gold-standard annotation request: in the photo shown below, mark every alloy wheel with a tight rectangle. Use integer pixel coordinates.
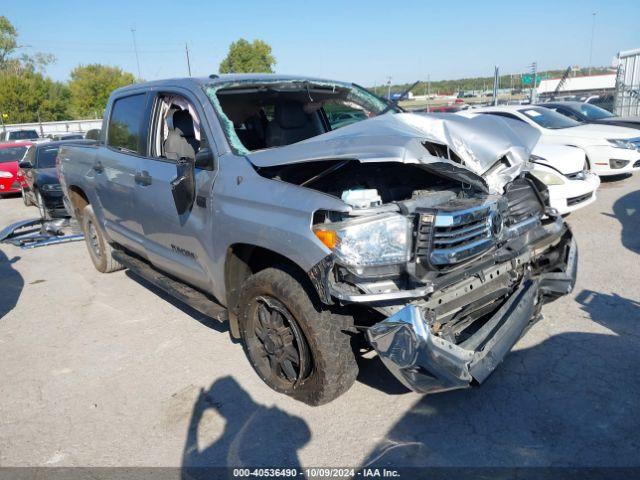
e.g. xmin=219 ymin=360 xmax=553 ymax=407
xmin=245 ymin=295 xmax=311 ymax=390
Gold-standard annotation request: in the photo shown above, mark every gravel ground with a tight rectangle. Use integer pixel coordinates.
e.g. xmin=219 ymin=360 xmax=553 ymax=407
xmin=0 ymin=174 xmax=639 ymax=470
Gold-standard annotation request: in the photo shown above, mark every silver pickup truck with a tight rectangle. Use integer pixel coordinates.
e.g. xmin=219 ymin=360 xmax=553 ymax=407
xmin=58 ymin=74 xmax=577 ymax=405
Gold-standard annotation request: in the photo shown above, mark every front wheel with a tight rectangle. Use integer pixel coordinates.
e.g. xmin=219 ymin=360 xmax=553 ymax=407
xmin=237 ymin=267 xmax=358 ymax=406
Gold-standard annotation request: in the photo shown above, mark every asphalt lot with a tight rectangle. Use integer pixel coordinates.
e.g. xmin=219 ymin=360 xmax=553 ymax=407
xmin=1 ymin=175 xmax=639 ymax=470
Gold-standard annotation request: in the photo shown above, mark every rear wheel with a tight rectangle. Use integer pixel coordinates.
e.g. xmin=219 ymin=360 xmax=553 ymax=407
xmin=237 ymin=267 xmax=358 ymax=406
xmin=81 ymin=205 xmax=123 ymax=273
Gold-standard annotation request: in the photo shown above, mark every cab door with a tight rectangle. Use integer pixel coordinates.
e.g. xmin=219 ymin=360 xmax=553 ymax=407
xmin=134 ymin=90 xmax=216 ymax=291
xmin=94 ymin=92 xmax=149 ymax=255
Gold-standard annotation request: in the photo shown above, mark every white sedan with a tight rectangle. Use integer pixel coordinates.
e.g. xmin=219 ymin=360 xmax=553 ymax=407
xmin=471 ymin=105 xmax=640 ymax=176
xmin=529 ymin=144 xmax=600 ymax=215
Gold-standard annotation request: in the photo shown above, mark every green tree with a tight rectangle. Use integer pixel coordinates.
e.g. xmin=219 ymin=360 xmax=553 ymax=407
xmin=0 ymin=70 xmax=70 ymax=123
xmin=0 ymin=15 xmax=18 ymax=66
xmin=0 ymin=16 xmax=55 ymax=74
xmin=219 ymin=39 xmax=275 ymax=74
xmin=68 ymin=64 xmax=135 ymax=118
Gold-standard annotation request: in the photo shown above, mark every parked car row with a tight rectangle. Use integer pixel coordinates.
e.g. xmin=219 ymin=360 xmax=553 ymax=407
xmin=0 ymin=138 xmax=94 ymax=219
xmin=0 ymin=128 xmax=101 ymax=144
xmin=448 ymin=101 xmax=640 ymax=216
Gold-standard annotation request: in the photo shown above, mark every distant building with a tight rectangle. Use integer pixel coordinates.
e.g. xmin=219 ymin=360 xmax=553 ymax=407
xmin=537 ymin=73 xmax=616 ymax=97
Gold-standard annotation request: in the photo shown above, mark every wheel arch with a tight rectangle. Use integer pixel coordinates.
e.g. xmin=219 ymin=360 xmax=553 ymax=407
xmin=66 ymin=185 xmax=91 ymax=220
xmin=224 ymin=243 xmax=316 ymax=338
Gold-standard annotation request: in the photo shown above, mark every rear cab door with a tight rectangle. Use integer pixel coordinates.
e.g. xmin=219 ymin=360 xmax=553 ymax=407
xmin=95 ymin=91 xmax=150 ymax=256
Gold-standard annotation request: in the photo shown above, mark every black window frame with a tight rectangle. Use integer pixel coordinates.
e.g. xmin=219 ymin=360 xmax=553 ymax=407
xmin=106 ymin=92 xmax=150 ymax=157
xmin=35 ymin=145 xmax=61 ymax=169
xmin=146 ymin=90 xmax=215 ymax=171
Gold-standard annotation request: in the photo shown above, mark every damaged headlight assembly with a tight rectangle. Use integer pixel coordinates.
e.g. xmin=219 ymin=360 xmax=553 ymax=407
xmin=314 ymin=213 xmax=411 ymax=268
xmin=530 ymin=169 xmax=565 ymax=186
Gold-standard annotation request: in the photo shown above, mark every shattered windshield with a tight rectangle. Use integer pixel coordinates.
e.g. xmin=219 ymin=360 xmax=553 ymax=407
xmin=205 ymin=80 xmax=393 ymax=155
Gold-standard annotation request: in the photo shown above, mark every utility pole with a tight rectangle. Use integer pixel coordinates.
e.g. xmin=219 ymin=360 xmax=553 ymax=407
xmin=185 ymin=43 xmax=192 ymax=77
xmin=37 ymin=111 xmax=44 ymax=137
xmin=492 ymin=66 xmax=500 ymax=106
xmin=131 ymin=28 xmax=142 ymax=81
xmin=588 ymin=12 xmax=596 ymax=75
xmin=530 ymin=62 xmax=537 ymax=103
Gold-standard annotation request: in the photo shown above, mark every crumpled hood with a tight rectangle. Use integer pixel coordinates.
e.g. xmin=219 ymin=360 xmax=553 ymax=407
xmin=246 ymin=113 xmax=540 ymax=194
xmin=532 ymin=144 xmax=586 ymax=175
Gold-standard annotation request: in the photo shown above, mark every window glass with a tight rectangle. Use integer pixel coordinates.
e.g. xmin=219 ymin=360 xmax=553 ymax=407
xmin=578 ymin=103 xmax=613 ymax=120
xmin=0 ymin=146 xmax=27 ymax=163
xmin=107 ymin=94 xmax=147 ymax=154
xmin=36 ymin=146 xmax=60 ymax=168
xmin=518 ymin=107 xmax=581 ymax=129
xmin=9 ymin=130 xmax=38 ymax=140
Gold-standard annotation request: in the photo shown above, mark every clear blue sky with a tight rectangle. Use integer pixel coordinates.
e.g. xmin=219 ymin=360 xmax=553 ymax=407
xmin=5 ymin=0 xmax=640 ymax=85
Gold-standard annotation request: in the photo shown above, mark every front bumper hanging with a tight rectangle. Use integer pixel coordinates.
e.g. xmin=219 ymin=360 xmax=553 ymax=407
xmin=367 ymin=237 xmax=578 ymax=393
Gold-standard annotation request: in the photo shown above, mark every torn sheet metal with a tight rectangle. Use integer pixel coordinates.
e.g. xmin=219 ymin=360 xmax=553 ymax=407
xmin=245 ymin=113 xmax=540 ymax=194
xmin=1 ymin=218 xmax=84 ymax=250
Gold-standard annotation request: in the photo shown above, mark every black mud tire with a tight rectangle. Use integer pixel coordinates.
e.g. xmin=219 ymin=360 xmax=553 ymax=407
xmin=81 ymin=205 xmax=123 ymax=273
xmin=237 ymin=267 xmax=358 ymax=406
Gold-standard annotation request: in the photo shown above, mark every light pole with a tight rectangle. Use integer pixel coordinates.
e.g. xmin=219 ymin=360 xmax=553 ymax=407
xmin=588 ymin=12 xmax=596 ymax=75
xmin=387 ymin=76 xmax=392 ymax=100
xmin=185 ymin=43 xmax=192 ymax=77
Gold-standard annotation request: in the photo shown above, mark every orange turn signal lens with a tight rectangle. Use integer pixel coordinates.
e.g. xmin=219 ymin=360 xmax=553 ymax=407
xmin=314 ymin=229 xmax=338 ymax=249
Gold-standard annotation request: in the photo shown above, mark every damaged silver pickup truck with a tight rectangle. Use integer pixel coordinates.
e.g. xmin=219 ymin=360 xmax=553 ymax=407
xmin=58 ymin=74 xmax=577 ymax=405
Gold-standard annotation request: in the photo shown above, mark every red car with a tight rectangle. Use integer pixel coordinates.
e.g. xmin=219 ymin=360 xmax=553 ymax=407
xmin=0 ymin=141 xmax=32 ymax=197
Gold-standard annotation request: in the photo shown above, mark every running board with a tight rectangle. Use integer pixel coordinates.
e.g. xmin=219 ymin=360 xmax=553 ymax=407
xmin=112 ymin=250 xmax=228 ymax=322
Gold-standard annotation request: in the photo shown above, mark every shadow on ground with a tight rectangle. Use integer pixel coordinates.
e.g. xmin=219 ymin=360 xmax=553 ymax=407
xmin=125 ymin=271 xmax=230 ymax=336
xmin=609 ymin=189 xmax=640 ymax=254
xmin=357 ymin=289 xmax=640 ymax=467
xmin=0 ymin=249 xmax=23 ymax=320
xmin=181 ymin=376 xmax=310 ymax=479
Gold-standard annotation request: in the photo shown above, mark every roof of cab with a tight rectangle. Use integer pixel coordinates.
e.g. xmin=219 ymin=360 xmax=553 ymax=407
xmin=111 ymin=73 xmax=353 ymax=96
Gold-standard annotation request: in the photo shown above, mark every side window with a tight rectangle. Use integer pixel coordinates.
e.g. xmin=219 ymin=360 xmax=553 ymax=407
xmin=151 ymin=94 xmax=205 ymax=162
xmin=557 ymin=108 xmax=581 ymax=121
xmin=107 ymin=94 xmax=147 ymax=154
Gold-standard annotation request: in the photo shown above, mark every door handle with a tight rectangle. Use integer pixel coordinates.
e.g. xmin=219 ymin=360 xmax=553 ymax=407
xmin=134 ymin=170 xmax=152 ymax=186
xmin=93 ymin=161 xmax=104 ymax=173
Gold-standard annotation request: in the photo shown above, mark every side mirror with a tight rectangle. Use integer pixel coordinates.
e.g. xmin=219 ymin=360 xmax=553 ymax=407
xmin=170 ymin=157 xmax=196 ymax=215
xmin=18 ymin=161 xmax=33 ymax=169
xmin=194 ymin=147 xmax=214 ymax=169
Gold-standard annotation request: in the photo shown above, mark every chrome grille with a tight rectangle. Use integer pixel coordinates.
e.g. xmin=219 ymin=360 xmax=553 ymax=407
xmin=418 ymin=202 xmax=497 ymax=266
